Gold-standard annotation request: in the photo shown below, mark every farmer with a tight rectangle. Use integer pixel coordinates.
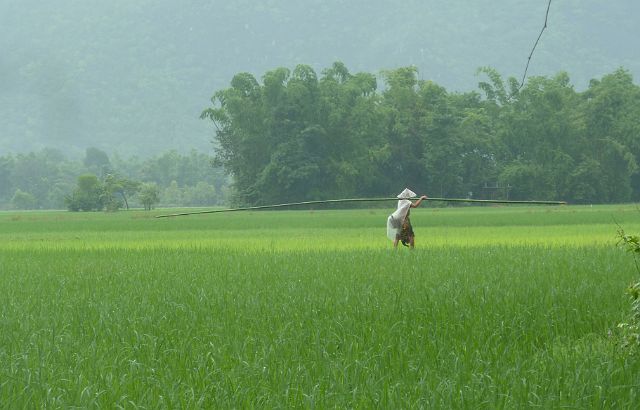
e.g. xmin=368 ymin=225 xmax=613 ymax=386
xmin=387 ymin=188 xmax=428 ymax=249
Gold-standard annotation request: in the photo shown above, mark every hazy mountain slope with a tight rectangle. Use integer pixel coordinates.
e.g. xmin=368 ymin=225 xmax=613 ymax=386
xmin=1 ymin=0 xmax=638 ymax=156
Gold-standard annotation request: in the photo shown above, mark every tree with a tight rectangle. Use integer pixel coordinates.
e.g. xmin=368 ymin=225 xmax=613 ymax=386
xmin=454 ymin=97 xmax=500 ymax=197
xmin=0 ymin=147 xmax=228 ymax=210
xmin=65 ymin=174 xmax=104 ymax=211
xmin=0 ymin=155 xmax=14 ymax=203
xmin=11 ymin=189 xmax=37 ymax=210
xmin=162 ymin=180 xmax=183 ymax=206
xmin=201 ymin=71 xmax=266 ymax=204
xmin=10 ymin=152 xmax=54 ymax=208
xmin=204 ymin=62 xmax=391 ymax=204
xmin=378 ymin=67 xmax=430 ymax=194
xmin=616 ymin=227 xmax=640 ymax=351
xmin=84 ymin=147 xmax=112 ymax=177
xmin=582 ymin=69 xmax=640 ymax=200
xmin=567 ymin=158 xmax=604 ymax=204
xmin=419 ymin=81 xmax=466 ymax=197
xmin=591 ymin=138 xmax=638 ymax=203
xmin=183 ymin=181 xmax=217 ymax=206
xmin=201 ymin=64 xmax=640 ymax=205
xmin=498 ymin=161 xmax=551 ymax=201
xmin=103 ymin=174 xmax=141 ymax=210
xmin=139 ymin=183 xmax=160 ymax=211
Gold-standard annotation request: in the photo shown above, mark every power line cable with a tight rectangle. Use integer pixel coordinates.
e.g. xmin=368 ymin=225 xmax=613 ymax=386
xmin=518 ymin=0 xmax=553 ymax=90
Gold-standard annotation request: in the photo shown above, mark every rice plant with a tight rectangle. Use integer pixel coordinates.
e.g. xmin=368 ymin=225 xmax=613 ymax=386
xmin=1 ymin=205 xmax=638 ymax=407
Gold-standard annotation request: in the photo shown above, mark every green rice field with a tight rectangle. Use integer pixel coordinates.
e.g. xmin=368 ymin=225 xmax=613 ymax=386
xmin=1 ymin=204 xmax=640 ymax=407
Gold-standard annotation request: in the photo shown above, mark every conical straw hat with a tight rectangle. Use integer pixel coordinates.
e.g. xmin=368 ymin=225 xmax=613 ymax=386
xmin=396 ymin=188 xmax=416 ymax=199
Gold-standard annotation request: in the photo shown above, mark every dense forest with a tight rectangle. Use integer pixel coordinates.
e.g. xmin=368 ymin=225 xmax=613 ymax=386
xmin=204 ymin=63 xmax=640 ymax=205
xmin=3 ymin=62 xmax=638 ymax=210
xmin=1 ymin=0 xmax=639 ymax=156
xmin=0 ymin=148 xmax=228 ymax=210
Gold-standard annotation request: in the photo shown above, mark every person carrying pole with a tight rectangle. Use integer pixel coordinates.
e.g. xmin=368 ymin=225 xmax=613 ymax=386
xmin=387 ymin=188 xmax=428 ymax=249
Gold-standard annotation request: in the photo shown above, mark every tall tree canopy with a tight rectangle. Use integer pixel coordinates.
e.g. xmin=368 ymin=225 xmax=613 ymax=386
xmin=203 ymin=63 xmax=640 ymax=205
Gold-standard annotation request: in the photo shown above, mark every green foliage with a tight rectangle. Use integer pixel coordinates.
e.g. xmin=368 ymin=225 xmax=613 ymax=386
xmin=2 ymin=206 xmax=640 ymax=407
xmin=0 ymin=156 xmax=14 ymax=200
xmin=205 ymin=63 xmax=640 ymax=205
xmin=204 ymin=63 xmax=387 ymax=205
xmin=498 ymin=161 xmax=550 ymax=200
xmin=139 ymin=182 xmax=160 ymax=211
xmin=619 ymin=230 xmax=640 ymax=256
xmin=64 ymin=173 xmax=140 ymax=212
xmin=161 ymin=180 xmax=183 ymax=206
xmin=617 ymin=281 xmax=640 ymax=351
xmin=101 ymin=174 xmax=123 ymax=212
xmin=65 ymin=174 xmax=105 ymax=211
xmin=0 ymin=149 xmax=228 ymax=210
xmin=3 ymin=61 xmax=639 ymax=209
xmin=83 ymin=147 xmax=112 ymax=176
xmin=103 ymin=174 xmax=141 ymax=211
xmin=617 ymin=228 xmax=640 ymax=351
xmin=159 ymin=180 xmax=220 ymax=206
xmin=182 ymin=181 xmax=217 ymax=206
xmin=10 ymin=189 xmax=37 ymax=210
xmin=1 ymin=149 xmax=78 ymax=209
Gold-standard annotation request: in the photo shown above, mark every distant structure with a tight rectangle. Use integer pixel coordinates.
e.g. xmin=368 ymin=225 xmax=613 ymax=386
xmin=482 ymin=182 xmax=513 ymax=201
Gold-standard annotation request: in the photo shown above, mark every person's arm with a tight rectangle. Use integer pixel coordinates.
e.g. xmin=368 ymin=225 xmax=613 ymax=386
xmin=411 ymin=195 xmax=428 ymax=208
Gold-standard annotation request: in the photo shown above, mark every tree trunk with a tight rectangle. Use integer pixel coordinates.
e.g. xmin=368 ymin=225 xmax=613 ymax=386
xmin=120 ymin=192 xmax=129 ymax=210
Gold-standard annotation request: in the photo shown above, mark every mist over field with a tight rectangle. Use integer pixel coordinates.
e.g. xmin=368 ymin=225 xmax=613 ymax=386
xmin=1 ymin=0 xmax=639 ymax=157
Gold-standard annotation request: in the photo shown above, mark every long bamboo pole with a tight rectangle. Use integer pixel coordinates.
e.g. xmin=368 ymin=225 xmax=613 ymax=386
xmin=155 ymin=197 xmax=567 ymax=218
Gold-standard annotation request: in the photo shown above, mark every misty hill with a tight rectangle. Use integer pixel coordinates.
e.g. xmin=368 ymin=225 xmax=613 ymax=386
xmin=1 ymin=0 xmax=638 ymax=157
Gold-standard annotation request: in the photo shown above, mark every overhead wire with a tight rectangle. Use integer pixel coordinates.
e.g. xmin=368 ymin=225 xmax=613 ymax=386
xmin=518 ymin=0 xmax=553 ymax=90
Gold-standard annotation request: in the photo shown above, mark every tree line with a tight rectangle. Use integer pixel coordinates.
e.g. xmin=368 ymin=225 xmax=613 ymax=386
xmin=0 ymin=148 xmax=228 ymax=210
xmin=202 ymin=63 xmax=640 ymax=205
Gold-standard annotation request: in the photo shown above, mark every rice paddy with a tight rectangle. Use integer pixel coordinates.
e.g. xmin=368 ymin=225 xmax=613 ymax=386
xmin=1 ymin=204 xmax=639 ymax=407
